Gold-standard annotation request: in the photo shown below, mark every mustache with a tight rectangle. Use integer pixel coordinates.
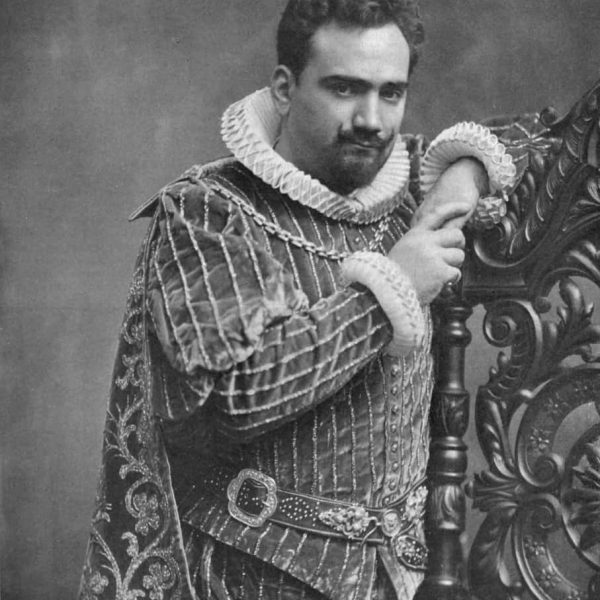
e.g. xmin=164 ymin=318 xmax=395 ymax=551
xmin=337 ymin=130 xmax=392 ymax=149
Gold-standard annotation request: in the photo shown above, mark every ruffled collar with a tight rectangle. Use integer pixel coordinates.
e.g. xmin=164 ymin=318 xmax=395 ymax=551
xmin=221 ymin=87 xmax=410 ymax=223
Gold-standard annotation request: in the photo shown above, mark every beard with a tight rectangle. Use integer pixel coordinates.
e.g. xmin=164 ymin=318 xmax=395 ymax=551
xmin=324 ymin=130 xmax=395 ymax=195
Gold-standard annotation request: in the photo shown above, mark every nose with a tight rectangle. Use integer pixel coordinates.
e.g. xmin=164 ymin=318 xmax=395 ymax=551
xmin=352 ymin=93 xmax=383 ymax=133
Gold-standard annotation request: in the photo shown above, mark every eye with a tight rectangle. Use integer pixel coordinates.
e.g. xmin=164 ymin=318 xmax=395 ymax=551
xmin=330 ymin=81 xmax=355 ymax=97
xmin=381 ymin=86 xmax=406 ymax=103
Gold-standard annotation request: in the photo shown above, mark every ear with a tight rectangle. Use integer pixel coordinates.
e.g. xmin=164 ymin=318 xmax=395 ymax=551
xmin=270 ymin=65 xmax=296 ymax=117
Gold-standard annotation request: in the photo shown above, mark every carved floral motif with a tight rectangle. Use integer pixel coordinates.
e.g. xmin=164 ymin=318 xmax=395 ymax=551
xmin=524 ymin=535 xmax=545 ymax=558
xmin=566 ymin=438 xmax=600 ymax=554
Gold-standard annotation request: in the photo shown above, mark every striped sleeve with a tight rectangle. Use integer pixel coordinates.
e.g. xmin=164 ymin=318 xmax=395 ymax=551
xmin=210 ymin=286 xmax=391 ymax=440
xmin=147 ymin=180 xmax=394 ymax=439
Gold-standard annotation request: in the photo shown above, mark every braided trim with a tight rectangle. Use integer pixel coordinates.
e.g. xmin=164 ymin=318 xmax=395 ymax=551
xmin=206 ymin=181 xmax=391 ymax=261
xmin=340 ymin=251 xmax=425 ymax=357
xmin=420 ymin=121 xmax=517 ymax=196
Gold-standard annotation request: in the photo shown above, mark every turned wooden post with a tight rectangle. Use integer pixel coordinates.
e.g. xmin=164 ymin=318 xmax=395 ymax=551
xmin=415 ymin=283 xmax=473 ymax=600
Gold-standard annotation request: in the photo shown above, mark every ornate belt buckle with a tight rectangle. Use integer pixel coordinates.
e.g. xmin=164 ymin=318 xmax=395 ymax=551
xmin=392 ymin=534 xmax=429 ymax=571
xmin=381 ymin=508 xmax=406 ymax=538
xmin=226 ymin=468 xmax=278 ymax=528
xmin=318 ymin=505 xmax=377 ymax=540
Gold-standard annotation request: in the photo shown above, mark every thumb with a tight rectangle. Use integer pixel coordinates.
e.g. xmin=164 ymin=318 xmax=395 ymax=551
xmin=412 ymin=201 xmax=472 ymax=231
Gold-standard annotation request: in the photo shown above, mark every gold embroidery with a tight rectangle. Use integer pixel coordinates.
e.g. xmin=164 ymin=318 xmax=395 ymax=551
xmin=81 ymin=259 xmax=189 ymax=599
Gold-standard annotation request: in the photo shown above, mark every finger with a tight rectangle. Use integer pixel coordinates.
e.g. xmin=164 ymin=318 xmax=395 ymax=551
xmin=436 ymin=228 xmax=466 ymax=249
xmin=413 ymin=201 xmax=472 ymax=231
xmin=441 ymin=215 xmax=469 ymax=230
xmin=444 ymin=267 xmax=463 ymax=286
xmin=443 ymin=247 xmax=465 ymax=268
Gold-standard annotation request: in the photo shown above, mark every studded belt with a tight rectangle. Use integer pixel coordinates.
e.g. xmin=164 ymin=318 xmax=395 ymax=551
xmin=180 ymin=466 xmax=429 ymax=571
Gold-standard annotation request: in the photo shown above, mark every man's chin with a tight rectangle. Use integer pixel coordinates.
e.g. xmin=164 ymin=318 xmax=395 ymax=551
xmin=339 ymin=155 xmax=383 ymax=188
xmin=328 ymin=164 xmax=379 ymax=194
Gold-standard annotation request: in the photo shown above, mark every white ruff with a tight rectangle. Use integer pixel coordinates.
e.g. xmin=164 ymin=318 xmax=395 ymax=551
xmin=221 ymin=87 xmax=410 ymax=224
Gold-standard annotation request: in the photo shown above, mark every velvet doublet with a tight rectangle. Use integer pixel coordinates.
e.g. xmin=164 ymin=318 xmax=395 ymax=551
xmin=80 ymin=151 xmax=434 ymax=600
xmin=152 ymin=159 xmax=433 ymax=598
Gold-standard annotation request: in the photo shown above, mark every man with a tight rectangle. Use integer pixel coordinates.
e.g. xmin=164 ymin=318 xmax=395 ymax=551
xmin=80 ymin=1 xmax=514 ymax=599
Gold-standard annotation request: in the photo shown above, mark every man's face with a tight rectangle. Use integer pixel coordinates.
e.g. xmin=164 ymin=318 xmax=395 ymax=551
xmin=274 ymin=22 xmax=410 ymax=195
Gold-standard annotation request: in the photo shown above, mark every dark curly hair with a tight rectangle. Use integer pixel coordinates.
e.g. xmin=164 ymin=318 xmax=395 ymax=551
xmin=277 ymin=0 xmax=424 ymax=79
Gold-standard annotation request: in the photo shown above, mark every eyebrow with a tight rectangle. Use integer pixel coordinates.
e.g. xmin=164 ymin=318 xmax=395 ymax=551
xmin=320 ymin=75 xmax=409 ymax=92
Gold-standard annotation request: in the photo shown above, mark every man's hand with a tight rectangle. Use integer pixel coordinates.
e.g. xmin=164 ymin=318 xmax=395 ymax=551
xmin=412 ymin=157 xmax=488 ymax=230
xmin=388 ymin=202 xmax=469 ymax=304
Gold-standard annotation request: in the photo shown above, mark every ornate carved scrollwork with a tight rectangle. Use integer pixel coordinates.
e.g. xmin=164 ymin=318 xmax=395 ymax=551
xmin=462 ymin=79 xmax=600 ymax=600
xmin=418 ymin=79 xmax=600 ymax=600
xmin=471 ymin=82 xmax=600 ymax=269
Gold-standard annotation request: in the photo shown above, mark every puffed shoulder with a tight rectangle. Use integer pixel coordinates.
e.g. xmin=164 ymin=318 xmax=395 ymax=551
xmin=146 ymin=176 xmax=309 ymax=374
xmin=129 ymin=158 xmax=236 ymax=221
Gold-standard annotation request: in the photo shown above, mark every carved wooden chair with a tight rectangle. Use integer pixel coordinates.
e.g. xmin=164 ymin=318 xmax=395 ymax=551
xmin=418 ymin=80 xmax=600 ymax=600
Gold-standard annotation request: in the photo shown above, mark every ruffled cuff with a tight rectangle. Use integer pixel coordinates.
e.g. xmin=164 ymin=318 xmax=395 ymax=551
xmin=340 ymin=251 xmax=424 ymax=357
xmin=420 ymin=122 xmax=517 ymax=228
xmin=420 ymin=121 xmax=517 ymax=194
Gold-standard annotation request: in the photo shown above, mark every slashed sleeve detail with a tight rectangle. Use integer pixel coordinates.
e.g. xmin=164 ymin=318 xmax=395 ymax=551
xmin=148 ymin=183 xmax=308 ymax=374
xmin=146 ymin=179 xmax=396 ymax=438
xmin=212 ymin=288 xmax=390 ymax=440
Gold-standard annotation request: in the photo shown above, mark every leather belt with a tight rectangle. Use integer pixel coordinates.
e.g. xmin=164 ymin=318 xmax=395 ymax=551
xmin=180 ymin=466 xmax=429 ymax=571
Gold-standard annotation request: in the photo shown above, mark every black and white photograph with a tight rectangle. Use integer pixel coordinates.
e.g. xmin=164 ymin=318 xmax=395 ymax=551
xmin=2 ymin=1 xmax=600 ymax=598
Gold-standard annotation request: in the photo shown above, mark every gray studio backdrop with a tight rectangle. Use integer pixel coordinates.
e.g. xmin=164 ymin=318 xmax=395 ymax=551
xmin=2 ymin=1 xmax=600 ymax=597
